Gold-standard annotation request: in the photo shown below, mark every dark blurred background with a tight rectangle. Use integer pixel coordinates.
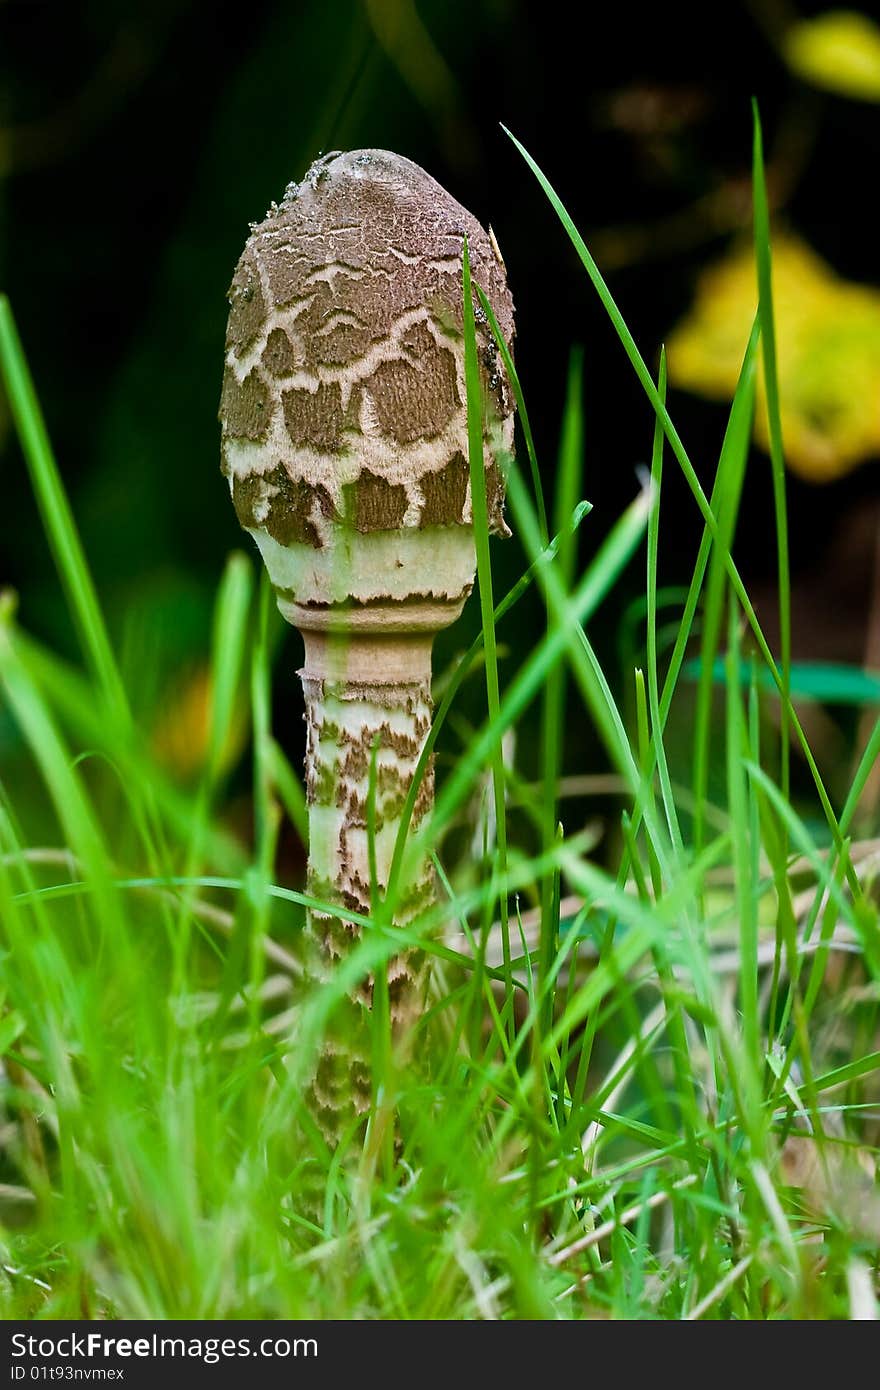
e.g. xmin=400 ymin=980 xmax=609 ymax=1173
xmin=2 ymin=0 xmax=879 ymax=836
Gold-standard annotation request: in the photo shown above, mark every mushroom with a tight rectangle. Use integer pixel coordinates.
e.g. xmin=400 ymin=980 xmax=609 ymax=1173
xmin=219 ymin=149 xmax=515 ymax=1141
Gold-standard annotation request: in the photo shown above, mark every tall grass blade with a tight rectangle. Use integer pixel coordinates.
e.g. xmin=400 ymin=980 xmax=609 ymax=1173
xmin=692 ymin=319 xmax=758 ymax=855
xmin=0 ymin=297 xmax=128 ymax=725
xmin=752 ymin=102 xmax=792 ymax=803
xmin=540 ymin=348 xmax=584 ymax=1033
xmin=462 ymin=235 xmax=511 ymax=1018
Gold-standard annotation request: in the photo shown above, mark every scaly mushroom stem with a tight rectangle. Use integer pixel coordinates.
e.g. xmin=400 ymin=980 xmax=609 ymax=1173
xmin=299 ymin=628 xmax=435 ymax=1132
xmin=297 ymin=602 xmax=469 ymax=1138
xmin=301 ymin=630 xmax=434 ymax=931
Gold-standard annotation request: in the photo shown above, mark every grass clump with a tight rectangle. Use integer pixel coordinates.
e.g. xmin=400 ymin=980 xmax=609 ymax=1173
xmin=0 ymin=112 xmax=878 ymax=1320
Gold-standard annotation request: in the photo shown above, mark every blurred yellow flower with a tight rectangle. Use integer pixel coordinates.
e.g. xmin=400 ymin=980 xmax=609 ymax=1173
xmin=152 ymin=664 xmax=247 ymax=781
xmin=783 ymin=10 xmax=880 ymax=102
xmin=667 ymin=236 xmax=880 ymax=481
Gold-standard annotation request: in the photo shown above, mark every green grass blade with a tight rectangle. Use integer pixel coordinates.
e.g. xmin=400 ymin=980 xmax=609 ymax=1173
xmin=841 ymin=714 xmax=880 ymax=828
xmin=180 ymin=550 xmax=254 ymax=967
xmin=726 ymin=605 xmax=759 ymax=1075
xmin=0 ymin=628 xmax=117 ymax=939
xmin=475 ymin=284 xmax=548 ymax=546
xmin=265 ymin=737 xmax=309 ymax=848
xmin=206 ymin=552 xmax=253 ymax=792
xmin=540 ymin=347 xmax=584 ymax=1032
xmin=645 ymin=349 xmax=683 ymax=858
xmin=752 ymin=101 xmax=792 ymax=806
xmin=0 ymin=297 xmax=128 ymax=725
xmin=251 ymin=573 xmax=281 ymax=879
xmin=692 ymin=318 xmax=758 ymax=855
xmin=462 ymin=235 xmax=511 ymax=1017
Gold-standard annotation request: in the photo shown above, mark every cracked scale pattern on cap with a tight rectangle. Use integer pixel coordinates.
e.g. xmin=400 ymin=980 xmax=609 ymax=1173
xmin=219 ymin=149 xmax=515 ymax=561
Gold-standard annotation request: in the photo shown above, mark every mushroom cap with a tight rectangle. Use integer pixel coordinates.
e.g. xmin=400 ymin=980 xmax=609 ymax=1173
xmin=219 ymin=150 xmax=515 ymax=567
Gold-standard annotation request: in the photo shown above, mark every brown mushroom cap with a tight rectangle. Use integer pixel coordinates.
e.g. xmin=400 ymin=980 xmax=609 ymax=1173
xmin=219 ymin=149 xmax=515 ymax=556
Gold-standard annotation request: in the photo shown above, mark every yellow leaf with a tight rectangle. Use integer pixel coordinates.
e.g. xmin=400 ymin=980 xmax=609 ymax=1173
xmin=783 ymin=10 xmax=880 ymax=101
xmin=667 ymin=236 xmax=880 ymax=482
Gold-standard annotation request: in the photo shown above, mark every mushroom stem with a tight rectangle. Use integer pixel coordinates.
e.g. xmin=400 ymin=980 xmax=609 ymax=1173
xmin=298 ymin=624 xmax=439 ymax=1135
